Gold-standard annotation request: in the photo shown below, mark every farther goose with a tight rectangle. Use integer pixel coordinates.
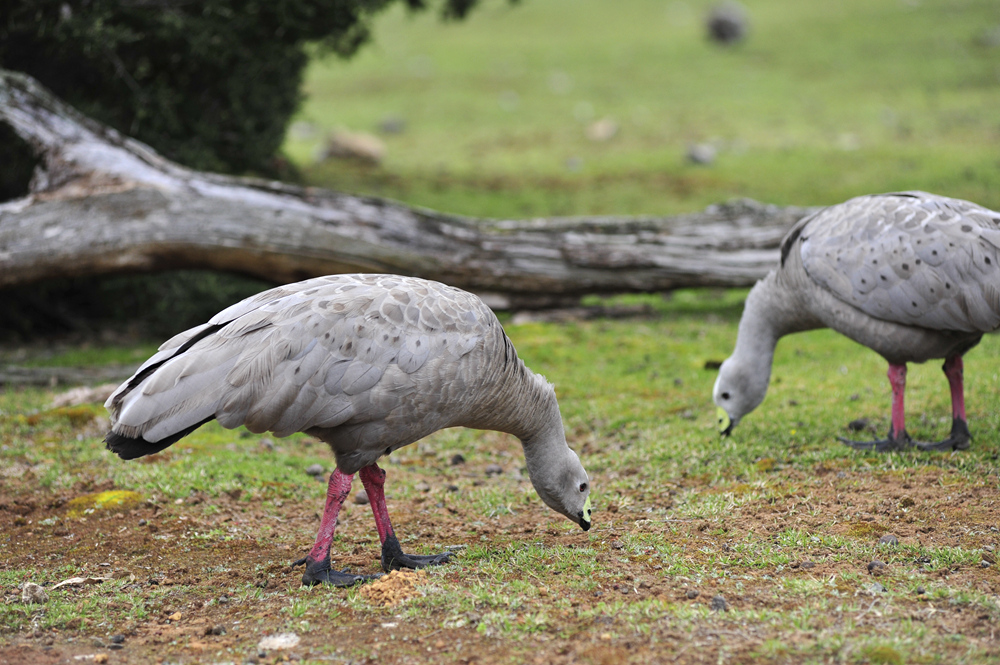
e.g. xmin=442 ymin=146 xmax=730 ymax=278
xmin=713 ymin=192 xmax=1000 ymax=451
xmin=105 ymin=274 xmax=592 ymax=586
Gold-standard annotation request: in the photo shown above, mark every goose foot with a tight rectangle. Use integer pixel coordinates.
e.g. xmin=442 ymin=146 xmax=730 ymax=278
xmin=912 ymin=418 xmax=972 ymax=452
xmin=838 ymin=426 xmax=912 ymax=452
xmin=381 ymin=534 xmax=453 ymax=572
xmin=294 ymin=556 xmax=381 ymax=587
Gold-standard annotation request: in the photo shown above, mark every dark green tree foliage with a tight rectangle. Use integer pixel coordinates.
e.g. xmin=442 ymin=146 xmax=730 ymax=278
xmin=0 ymin=0 xmax=500 ymax=340
xmin=0 ymin=0 xmax=489 ymax=176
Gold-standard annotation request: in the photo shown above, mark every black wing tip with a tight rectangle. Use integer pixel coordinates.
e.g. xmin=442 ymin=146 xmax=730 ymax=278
xmin=104 ymin=430 xmax=163 ymax=460
xmin=104 ymin=415 xmax=216 ymax=460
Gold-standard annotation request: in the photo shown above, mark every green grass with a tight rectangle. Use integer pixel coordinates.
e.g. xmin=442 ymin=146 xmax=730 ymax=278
xmin=4 ymin=3 xmax=1000 ymax=660
xmin=286 ymin=0 xmax=1000 ymax=217
xmin=2 ymin=291 xmax=998 ymax=662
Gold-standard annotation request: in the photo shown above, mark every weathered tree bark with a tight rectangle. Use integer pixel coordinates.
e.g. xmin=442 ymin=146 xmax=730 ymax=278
xmin=0 ymin=70 xmax=816 ymax=308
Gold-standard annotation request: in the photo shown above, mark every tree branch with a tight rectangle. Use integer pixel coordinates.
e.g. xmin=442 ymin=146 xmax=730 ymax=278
xmin=0 ymin=70 xmax=813 ymax=308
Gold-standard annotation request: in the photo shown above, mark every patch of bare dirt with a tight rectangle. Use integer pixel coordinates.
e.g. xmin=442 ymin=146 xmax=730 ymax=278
xmin=0 ymin=457 xmax=998 ymax=664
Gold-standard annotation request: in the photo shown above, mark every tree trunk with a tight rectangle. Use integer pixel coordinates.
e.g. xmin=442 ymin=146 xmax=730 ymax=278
xmin=0 ymin=70 xmax=815 ymax=308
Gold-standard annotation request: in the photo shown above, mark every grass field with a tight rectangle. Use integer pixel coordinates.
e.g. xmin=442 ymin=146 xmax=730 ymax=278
xmin=1 ymin=292 xmax=998 ymax=664
xmin=287 ymin=0 xmax=1000 ymax=217
xmin=2 ymin=1 xmax=1000 ymax=663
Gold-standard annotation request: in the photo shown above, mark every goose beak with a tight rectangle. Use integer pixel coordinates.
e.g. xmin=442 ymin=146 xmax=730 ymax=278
xmin=578 ymin=495 xmax=592 ymax=531
xmin=717 ymin=407 xmax=733 ymax=437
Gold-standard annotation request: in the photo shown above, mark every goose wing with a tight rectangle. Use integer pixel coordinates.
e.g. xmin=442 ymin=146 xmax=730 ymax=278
xmin=796 ymin=192 xmax=1000 ymax=333
xmin=106 ymin=274 xmax=493 ymax=453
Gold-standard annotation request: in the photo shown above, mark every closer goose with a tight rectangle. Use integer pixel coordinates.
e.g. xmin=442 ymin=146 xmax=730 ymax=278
xmin=105 ymin=274 xmax=592 ymax=586
xmin=713 ymin=191 xmax=1000 ymax=452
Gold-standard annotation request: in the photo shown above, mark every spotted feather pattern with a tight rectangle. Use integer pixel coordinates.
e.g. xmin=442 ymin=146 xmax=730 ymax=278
xmin=106 ymin=274 xmax=503 ymax=457
xmin=797 ymin=192 xmax=1000 ymax=333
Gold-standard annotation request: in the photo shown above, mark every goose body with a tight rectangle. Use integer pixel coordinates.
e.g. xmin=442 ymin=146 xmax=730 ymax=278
xmin=106 ymin=274 xmax=591 ymax=585
xmin=713 ymin=191 xmax=1000 ymax=451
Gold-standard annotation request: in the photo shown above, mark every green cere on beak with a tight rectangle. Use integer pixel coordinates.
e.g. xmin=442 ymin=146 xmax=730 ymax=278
xmin=717 ymin=406 xmax=733 ymax=437
xmin=580 ymin=495 xmax=592 ymax=531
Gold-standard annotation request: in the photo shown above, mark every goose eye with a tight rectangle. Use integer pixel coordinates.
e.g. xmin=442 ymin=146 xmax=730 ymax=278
xmin=579 ymin=482 xmax=588 ymax=492
xmin=720 ymin=391 xmax=731 ymax=400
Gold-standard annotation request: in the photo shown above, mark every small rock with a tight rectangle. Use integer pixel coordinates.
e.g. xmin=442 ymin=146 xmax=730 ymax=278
xmin=849 ymin=393 xmax=860 ymax=401
xmin=686 ymin=143 xmax=717 ymax=165
xmin=446 ymin=484 xmax=459 ymax=493
xmin=258 ymin=632 xmax=301 ymax=651
xmin=109 ymin=635 xmax=125 ymax=644
xmin=878 ymin=534 xmax=899 ymax=547
xmin=353 ymin=490 xmax=370 ymax=506
xmin=415 ymin=482 xmax=431 ymax=493
xmin=304 ymin=464 xmax=325 ymax=477
xmin=915 ymin=586 xmax=926 ymax=594
xmin=611 ymin=540 xmax=625 ymax=550
xmin=168 ymin=612 xmax=182 ymax=621
xmin=485 ymin=464 xmax=503 ymax=477
xmin=108 ymin=644 xmax=123 ymax=650
xmin=799 ymin=561 xmax=816 ymax=569
xmin=450 ymin=454 xmax=466 ymax=466
xmin=848 ymin=418 xmax=870 ymax=432
xmin=706 ymin=1 xmax=748 ymax=44
xmin=710 ymin=595 xmax=727 ymax=611
xmin=21 ymin=583 xmax=47 ymax=604
xmin=866 ymin=582 xmax=886 ymax=594
xmin=377 ymin=116 xmax=406 ymax=135
xmin=205 ymin=625 xmax=227 ymax=636
xmin=94 ymin=654 xmax=109 ymax=665
xmin=321 ymin=131 xmax=385 ymax=164
xmin=259 ymin=438 xmax=275 ymax=451
xmin=867 ymin=560 xmax=888 ymax=576
xmin=218 ymin=595 xmax=229 ymax=604
xmin=981 ymin=560 xmax=992 ymax=568
xmin=685 ymin=589 xmax=699 ymax=599
xmin=138 ymin=519 xmax=147 ymax=526
xmin=586 ymin=117 xmax=618 ymax=142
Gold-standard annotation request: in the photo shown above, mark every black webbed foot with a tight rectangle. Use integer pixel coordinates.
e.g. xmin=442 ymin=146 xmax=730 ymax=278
xmin=912 ymin=418 xmax=972 ymax=452
xmin=381 ymin=534 xmax=453 ymax=572
xmin=839 ymin=426 xmax=913 ymax=453
xmin=294 ymin=556 xmax=381 ymax=587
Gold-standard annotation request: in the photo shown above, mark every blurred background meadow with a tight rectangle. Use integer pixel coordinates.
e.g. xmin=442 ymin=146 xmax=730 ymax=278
xmin=287 ymin=0 xmax=1000 ymax=217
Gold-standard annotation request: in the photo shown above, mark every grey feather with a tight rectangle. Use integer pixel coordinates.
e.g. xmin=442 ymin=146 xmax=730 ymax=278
xmin=800 ymin=191 xmax=1000 ymax=333
xmin=715 ymin=191 xmax=1000 ymax=433
xmin=104 ymin=274 xmax=590 ymax=529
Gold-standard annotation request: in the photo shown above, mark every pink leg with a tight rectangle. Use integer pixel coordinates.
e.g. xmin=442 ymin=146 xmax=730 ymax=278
xmin=843 ymin=360 xmax=971 ymax=452
xmin=296 ymin=469 xmax=377 ymax=586
xmin=358 ymin=464 xmax=394 ymax=545
xmin=887 ymin=363 xmax=908 ymax=440
xmin=943 ymin=355 xmax=966 ymax=421
xmin=923 ymin=355 xmax=972 ymax=451
xmin=307 ymin=469 xmax=353 ymax=562
xmin=840 ymin=363 xmax=911 ymax=451
xmin=359 ymin=463 xmax=452 ymax=572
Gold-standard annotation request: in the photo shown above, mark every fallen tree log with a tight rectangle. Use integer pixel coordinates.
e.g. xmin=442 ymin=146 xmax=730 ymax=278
xmin=0 ymin=70 xmax=816 ymax=308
